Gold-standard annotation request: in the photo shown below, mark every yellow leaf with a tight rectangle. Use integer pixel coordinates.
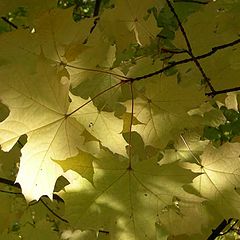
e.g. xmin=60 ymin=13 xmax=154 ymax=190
xmin=0 ymin=55 xmax=94 ymax=201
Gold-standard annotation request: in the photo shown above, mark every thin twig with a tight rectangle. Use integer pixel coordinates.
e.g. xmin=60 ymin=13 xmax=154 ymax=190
xmin=179 ymin=134 xmax=202 ymax=166
xmin=220 ymin=219 xmax=239 ymax=236
xmin=1 ymin=16 xmax=18 ymax=29
xmin=166 ymin=0 xmax=192 ymax=52
xmin=199 ymin=38 xmax=240 ymax=59
xmin=65 ymin=62 xmax=129 ymax=80
xmin=160 ymin=48 xmax=188 ymax=54
xmin=130 ymin=57 xmax=192 ymax=81
xmin=130 ymin=38 xmax=240 ymax=91
xmin=0 ymin=177 xmax=20 ymax=188
xmin=165 ymin=0 xmax=215 ymax=93
xmin=40 ymin=198 xmax=69 ymax=223
xmin=173 ymin=0 xmax=210 ymax=4
xmin=83 ymin=16 xmax=100 ymax=44
xmin=93 ymin=0 xmax=101 ymax=17
xmin=207 ymin=219 xmax=229 ymax=240
xmin=206 ymin=86 xmax=240 ymax=97
xmin=67 ymin=81 xmax=124 ymax=117
xmin=0 ymin=176 xmax=65 ymax=220
xmin=0 ymin=189 xmax=22 ymax=195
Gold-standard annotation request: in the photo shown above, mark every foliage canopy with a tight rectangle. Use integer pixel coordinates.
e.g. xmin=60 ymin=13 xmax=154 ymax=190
xmin=0 ymin=0 xmax=240 ymax=239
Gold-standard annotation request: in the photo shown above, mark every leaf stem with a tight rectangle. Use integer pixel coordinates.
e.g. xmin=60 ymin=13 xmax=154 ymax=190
xmin=180 ymin=134 xmax=202 ymax=166
xmin=128 ymin=81 xmax=134 ymax=170
xmin=67 ymin=81 xmax=125 ymax=117
xmin=65 ymin=63 xmax=129 ymax=80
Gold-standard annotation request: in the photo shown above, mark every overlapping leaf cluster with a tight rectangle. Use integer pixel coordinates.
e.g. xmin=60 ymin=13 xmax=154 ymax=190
xmin=0 ymin=0 xmax=240 ymax=239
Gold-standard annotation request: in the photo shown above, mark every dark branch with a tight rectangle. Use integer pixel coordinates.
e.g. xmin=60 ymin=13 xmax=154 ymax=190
xmin=130 ymin=36 xmax=240 ymax=91
xmin=199 ymin=38 xmax=240 ymax=59
xmin=83 ymin=17 xmax=100 ymax=44
xmin=174 ymin=0 xmax=210 ymax=4
xmin=1 ymin=17 xmax=18 ymax=29
xmin=130 ymin=57 xmax=192 ymax=81
xmin=93 ymin=0 xmax=101 ymax=17
xmin=206 ymin=86 xmax=240 ymax=97
xmin=0 ymin=176 xmax=66 ymax=223
xmin=207 ymin=219 xmax=230 ymax=240
xmin=0 ymin=177 xmax=20 ymax=188
xmin=160 ymin=48 xmax=188 ymax=54
xmin=0 ymin=176 xmax=63 ymax=201
xmin=40 ymin=198 xmax=69 ymax=223
xmin=166 ymin=0 xmax=192 ymax=52
xmin=90 ymin=17 xmax=100 ymax=34
xmin=82 ymin=0 xmax=101 ymax=43
xmin=0 ymin=189 xmax=21 ymax=195
xmin=165 ymin=0 xmax=215 ymax=93
xmin=220 ymin=219 xmax=239 ymax=236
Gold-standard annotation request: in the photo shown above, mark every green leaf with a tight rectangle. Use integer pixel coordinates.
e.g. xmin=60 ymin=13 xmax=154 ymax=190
xmin=60 ymin=149 xmax=196 ymax=240
xmin=203 ymin=126 xmax=221 ymax=141
xmin=124 ymin=58 xmax=205 ymax=149
xmin=183 ymin=142 xmax=240 ymax=218
xmin=220 ymin=106 xmax=240 ymax=122
xmin=54 ymin=149 xmax=96 ymax=184
xmin=53 ymin=176 xmax=70 ymax=192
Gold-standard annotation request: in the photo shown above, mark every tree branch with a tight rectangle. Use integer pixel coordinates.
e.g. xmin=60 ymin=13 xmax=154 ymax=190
xmin=173 ymin=0 xmax=210 ymax=4
xmin=40 ymin=198 xmax=69 ymax=223
xmin=220 ymin=219 xmax=239 ymax=236
xmin=83 ymin=16 xmax=100 ymax=44
xmin=0 ymin=189 xmax=21 ymax=195
xmin=130 ymin=57 xmax=192 ymax=81
xmin=206 ymin=86 xmax=240 ymax=97
xmin=0 ymin=176 xmax=65 ymax=216
xmin=130 ymin=38 xmax=240 ymax=86
xmin=207 ymin=219 xmax=230 ymax=240
xmin=1 ymin=16 xmax=18 ymax=29
xmin=165 ymin=0 xmax=216 ymax=93
xmin=198 ymin=38 xmax=240 ymax=59
xmin=0 ymin=177 xmax=20 ymax=188
xmin=93 ymin=0 xmax=101 ymax=17
xmin=166 ymin=0 xmax=192 ymax=52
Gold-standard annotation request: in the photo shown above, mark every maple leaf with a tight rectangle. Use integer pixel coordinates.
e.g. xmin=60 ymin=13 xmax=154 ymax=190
xmin=32 ymin=8 xmax=94 ymax=63
xmin=159 ymin=130 xmax=209 ymax=166
xmin=54 ymin=148 xmax=96 ymax=184
xmin=124 ymin=58 xmax=205 ymax=149
xmin=0 ymin=0 xmax=57 ymax=20
xmin=0 ymin=55 xmax=90 ymax=201
xmin=0 ymin=8 xmax=94 ymax=70
xmin=183 ymin=142 xmax=240 ymax=219
xmin=99 ymin=0 xmax=161 ymax=52
xmin=173 ymin=1 xmax=240 ymax=91
xmin=59 ymin=149 xmax=197 ymax=240
xmin=69 ymin=93 xmax=128 ymax=157
xmin=0 ymin=0 xmax=240 ymax=239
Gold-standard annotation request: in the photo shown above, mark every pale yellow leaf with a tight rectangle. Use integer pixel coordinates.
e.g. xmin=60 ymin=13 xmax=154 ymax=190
xmin=0 ymin=55 xmax=93 ymax=201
